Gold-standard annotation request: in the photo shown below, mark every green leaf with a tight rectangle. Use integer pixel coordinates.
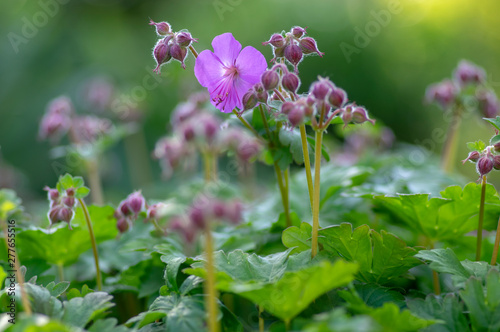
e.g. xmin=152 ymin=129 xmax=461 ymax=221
xmin=282 ymin=222 xmax=312 ymax=254
xmin=220 ymin=260 xmax=358 ymax=321
xmin=459 ymin=269 xmax=500 ymax=331
xmin=88 ymin=318 xmax=131 ymax=332
xmin=374 ymin=183 xmax=500 ymax=242
xmin=407 ymin=294 xmax=469 ymax=332
xmin=75 ymin=186 xmax=90 ymax=199
xmin=484 ymin=116 xmax=500 ymax=132
xmin=490 ymin=134 xmax=500 ymax=146
xmin=279 ymin=128 xmax=305 ymax=164
xmin=61 ymin=292 xmax=114 ymax=328
xmin=44 ymin=281 xmax=70 ymax=297
xmin=0 ymin=189 xmax=22 ymax=220
xmin=354 ymin=284 xmax=406 ymax=309
xmin=59 ymin=173 xmax=74 ymax=190
xmin=415 ymin=249 xmax=470 ymax=282
xmin=467 ymin=140 xmax=486 ymax=152
xmin=319 ymin=223 xmax=421 ymax=284
xmin=304 ymin=308 xmax=380 ymax=332
xmin=23 ymin=282 xmax=63 ymax=319
xmin=0 ymin=266 xmax=6 ymax=289
xmin=16 ymin=205 xmax=117 ymax=266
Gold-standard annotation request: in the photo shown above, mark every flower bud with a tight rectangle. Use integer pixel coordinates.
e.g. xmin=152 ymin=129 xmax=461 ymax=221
xmin=170 ymin=43 xmax=188 ymax=69
xmin=120 ymin=202 xmax=131 ymax=216
xmin=175 ymin=31 xmax=198 ymax=47
xmin=45 ymin=186 xmax=59 ymax=201
xmin=263 ymin=34 xmax=285 ymax=48
xmin=288 ymin=105 xmax=305 ymax=127
xmin=299 ymin=37 xmax=324 ymax=57
xmin=212 ymin=200 xmax=226 ymax=218
xmin=477 ymin=155 xmax=494 ymax=176
xmin=149 ymin=20 xmax=171 ymax=36
xmin=304 ymin=104 xmax=314 ymax=117
xmin=48 ymin=205 xmax=62 ymax=225
xmin=273 ymin=46 xmax=285 ymax=59
xmin=117 ymin=218 xmax=129 ymax=233
xmin=237 ymin=140 xmax=260 ymax=162
xmin=182 ymin=124 xmax=195 ymax=141
xmin=477 ymin=90 xmax=499 ymax=118
xmin=63 ymin=196 xmax=75 ymax=208
xmin=311 ymin=80 xmax=331 ymax=100
xmin=224 ymin=200 xmax=243 ymax=225
xmin=352 ymin=107 xmax=375 ymax=125
xmin=329 ymin=87 xmax=347 ymax=108
xmin=189 ymin=207 xmax=205 ymax=229
xmin=170 ymin=216 xmax=196 ymax=243
xmin=281 ymin=101 xmax=294 ymax=115
xmin=202 ymin=115 xmax=219 ymax=141
xmin=494 ymin=155 xmax=500 ymax=170
xmin=291 ymin=26 xmax=307 ymax=38
xmin=153 ymin=39 xmax=171 ymax=74
xmin=147 ymin=203 xmax=167 ymax=220
xmin=341 ymin=106 xmax=353 ymax=126
xmin=453 ymin=60 xmax=485 ymax=86
xmin=425 ymin=80 xmax=458 ymax=110
xmin=261 ymin=70 xmax=280 ymax=91
xmin=128 ymin=191 xmax=146 ymax=215
xmin=253 ymin=83 xmax=268 ymax=103
xmin=242 ymin=91 xmax=258 ymax=110
xmin=284 ymin=44 xmax=303 ymax=71
xmin=495 ymin=143 xmax=500 ymax=153
xmin=462 ymin=150 xmax=480 ymax=164
xmin=58 ymin=207 xmax=73 ymax=223
xmin=66 ymin=188 xmax=75 ymax=197
xmin=282 ymin=72 xmax=300 ymax=93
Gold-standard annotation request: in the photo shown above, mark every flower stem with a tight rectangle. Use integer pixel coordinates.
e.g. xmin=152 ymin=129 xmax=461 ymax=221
xmin=491 ymin=216 xmax=500 ymax=265
xmin=204 ymin=224 xmax=220 ymax=332
xmin=232 ymin=109 xmax=260 ymax=137
xmin=311 ymin=130 xmax=323 ymax=258
xmin=428 ymin=242 xmax=440 ymax=295
xmin=274 ymin=162 xmax=291 ymax=227
xmin=441 ymin=109 xmax=461 ymax=173
xmin=476 ymin=175 xmax=487 ymax=261
xmin=259 ymin=305 xmax=264 ymax=332
xmin=85 ymin=159 xmax=104 ymax=205
xmin=78 ymin=198 xmax=102 ymax=290
xmin=57 ymin=262 xmax=65 ymax=283
xmin=299 ymin=124 xmax=313 ymax=208
xmin=189 ymin=45 xmax=199 ymax=59
xmin=203 ymin=152 xmax=212 ymax=183
xmin=1 ymin=219 xmax=31 ymax=315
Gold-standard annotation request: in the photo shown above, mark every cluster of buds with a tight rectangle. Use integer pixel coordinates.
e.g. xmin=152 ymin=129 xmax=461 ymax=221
xmin=463 ymin=146 xmax=500 ymax=178
xmin=150 ymin=20 xmax=198 ymax=73
xmin=82 ymin=77 xmax=115 ymax=112
xmin=169 ymin=198 xmax=243 ymax=243
xmin=279 ymin=76 xmax=374 ymax=130
xmin=39 ymin=96 xmax=73 ymax=143
xmin=113 ymin=191 xmax=146 ymax=233
xmin=39 ymin=95 xmax=114 ymax=145
xmin=425 ymin=60 xmax=498 ymax=117
xmin=263 ymin=26 xmax=323 ymax=72
xmin=45 ymin=186 xmax=77 ymax=229
xmin=219 ymin=128 xmax=262 ymax=162
xmin=153 ymin=136 xmax=196 ymax=179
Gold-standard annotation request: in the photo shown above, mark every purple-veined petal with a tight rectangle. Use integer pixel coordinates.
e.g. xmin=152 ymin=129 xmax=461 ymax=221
xmin=235 ymin=46 xmax=267 ymax=85
xmin=194 ymin=50 xmax=225 ymax=88
xmin=212 ymin=33 xmax=242 ymax=67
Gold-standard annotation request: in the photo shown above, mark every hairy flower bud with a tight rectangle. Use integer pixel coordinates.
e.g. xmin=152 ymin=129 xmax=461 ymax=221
xmin=225 ymin=200 xmax=243 ymax=225
xmin=425 ymin=80 xmax=458 ymax=110
xmin=175 ymin=31 xmax=197 ymax=47
xmin=63 ymin=196 xmax=75 ymax=208
xmin=253 ymin=83 xmax=268 ymax=103
xmin=45 ymin=186 xmax=59 ymax=201
xmin=477 ymin=90 xmax=499 ymax=118
xmin=242 ymin=91 xmax=258 ymax=110
xmin=282 ymin=72 xmax=300 ymax=93
xmin=273 ymin=46 xmax=285 ymax=59
xmin=58 ymin=207 xmax=73 ymax=224
xmin=299 ymin=37 xmax=324 ymax=57
xmin=48 ymin=205 xmax=62 ymax=225
xmin=128 ymin=191 xmax=146 ymax=215
xmin=453 ymin=60 xmax=485 ymax=86
xmin=182 ymin=124 xmax=195 ymax=141
xmin=170 ymin=43 xmax=188 ymax=69
xmin=281 ymin=101 xmax=294 ymax=115
xmin=263 ymin=34 xmax=285 ymax=48
xmin=170 ymin=216 xmax=196 ymax=243
xmin=153 ymin=39 xmax=171 ymax=74
xmin=288 ymin=105 xmax=305 ymax=127
xmin=237 ymin=140 xmax=260 ymax=162
xmin=494 ymin=155 xmax=500 ymax=170
xmin=116 ymin=218 xmax=129 ymax=233
xmin=189 ymin=206 xmax=205 ymax=229
xmin=261 ymin=70 xmax=280 ymax=91
xmin=477 ymin=155 xmax=493 ymax=177
xmin=284 ymin=44 xmax=303 ymax=71
xmin=329 ymin=87 xmax=347 ymax=108
xmin=291 ymin=26 xmax=307 ymax=38
xmin=462 ymin=150 xmax=480 ymax=164
xmin=149 ymin=19 xmax=171 ymax=36
xmin=311 ymin=80 xmax=331 ymax=100
xmin=66 ymin=188 xmax=75 ymax=197
xmin=352 ymin=107 xmax=376 ymax=125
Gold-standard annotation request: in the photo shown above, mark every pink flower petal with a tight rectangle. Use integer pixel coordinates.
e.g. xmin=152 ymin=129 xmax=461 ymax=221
xmin=194 ymin=50 xmax=225 ymax=88
xmin=235 ymin=46 xmax=267 ymax=84
xmin=212 ymin=33 xmax=242 ymax=67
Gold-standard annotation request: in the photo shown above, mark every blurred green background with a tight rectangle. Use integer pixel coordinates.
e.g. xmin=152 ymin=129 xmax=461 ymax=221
xmin=1 ymin=0 xmax=500 ymax=201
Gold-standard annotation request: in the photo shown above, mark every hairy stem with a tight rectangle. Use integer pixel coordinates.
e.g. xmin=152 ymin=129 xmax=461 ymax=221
xmin=428 ymin=242 xmax=441 ymax=294
xmin=311 ymin=130 xmax=323 ymax=258
xmin=233 ymin=109 xmax=260 ymax=137
xmin=274 ymin=163 xmax=291 ymax=227
xmin=491 ymin=216 xmax=500 ymax=265
xmin=85 ymin=159 xmax=104 ymax=205
xmin=299 ymin=124 xmax=313 ymax=208
xmin=441 ymin=109 xmax=461 ymax=173
xmin=259 ymin=305 xmax=264 ymax=332
xmin=57 ymin=262 xmax=65 ymax=283
xmin=78 ymin=198 xmax=102 ymax=290
xmin=204 ymin=224 xmax=220 ymax=332
xmin=189 ymin=45 xmax=199 ymax=58
xmin=203 ymin=152 xmax=212 ymax=183
xmin=476 ymin=175 xmax=487 ymax=261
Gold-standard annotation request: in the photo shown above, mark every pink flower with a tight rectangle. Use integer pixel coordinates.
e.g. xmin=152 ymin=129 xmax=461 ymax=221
xmin=194 ymin=33 xmax=267 ymax=113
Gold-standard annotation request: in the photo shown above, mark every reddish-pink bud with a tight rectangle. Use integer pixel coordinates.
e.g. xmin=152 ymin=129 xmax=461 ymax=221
xmin=329 ymin=87 xmax=347 ymax=108
xmin=224 ymin=201 xmax=243 ymax=225
xmin=212 ymin=201 xmax=226 ymax=218
xmin=58 ymin=207 xmax=73 ymax=223
xmin=261 ymin=70 xmax=280 ymax=91
xmin=477 ymin=155 xmax=494 ymax=176
xmin=494 ymin=155 xmax=500 ymax=170
xmin=170 ymin=43 xmax=188 ymax=69
xmin=66 ymin=188 xmax=75 ymax=197
xmin=462 ymin=151 xmax=480 ymax=164
xmin=128 ymin=191 xmax=146 ymax=214
xmin=153 ymin=39 xmax=171 ymax=74
xmin=175 ymin=31 xmax=197 ymax=47
xmin=237 ymin=140 xmax=260 ymax=162
xmin=352 ymin=107 xmax=375 ymax=125
xmin=63 ymin=196 xmax=75 ymax=208
xmin=282 ymin=72 xmax=300 ymax=93
xmin=311 ymin=80 xmax=331 ymax=100
xmin=182 ymin=124 xmax=195 ymax=141
xmin=149 ymin=20 xmax=171 ymax=36
xmin=120 ymin=201 xmax=131 ymax=216
xmin=453 ymin=60 xmax=485 ymax=86
xmin=45 ymin=187 xmax=59 ymax=201
xmin=242 ymin=91 xmax=258 ymax=110
xmin=284 ymin=44 xmax=303 ymax=70
xmin=281 ymin=101 xmax=295 ymax=115
xmin=477 ymin=90 xmax=499 ymax=118
xmin=425 ymin=80 xmax=458 ymax=110
xmin=189 ymin=207 xmax=205 ymax=229
xmin=291 ymin=26 xmax=307 ymax=38
xmin=299 ymin=37 xmax=323 ymax=57
xmin=48 ymin=205 xmax=62 ymax=225
xmin=288 ymin=105 xmax=305 ymax=127
xmin=117 ymin=218 xmax=129 ymax=233
xmin=263 ymin=34 xmax=285 ymax=48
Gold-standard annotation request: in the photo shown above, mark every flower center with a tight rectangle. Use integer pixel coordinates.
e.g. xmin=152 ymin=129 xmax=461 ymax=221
xmin=212 ymin=64 xmax=240 ymax=109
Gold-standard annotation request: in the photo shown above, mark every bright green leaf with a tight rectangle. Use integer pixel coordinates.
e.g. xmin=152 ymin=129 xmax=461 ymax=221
xmin=282 ymin=222 xmax=312 ymax=254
